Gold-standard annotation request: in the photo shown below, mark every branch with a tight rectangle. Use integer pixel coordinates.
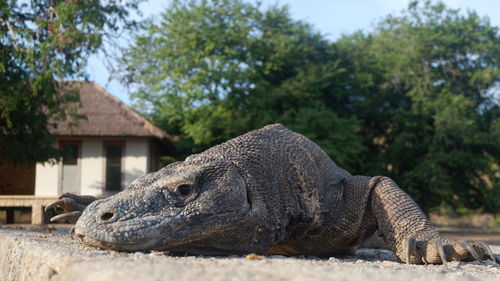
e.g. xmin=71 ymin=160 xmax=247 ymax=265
xmin=0 ymin=18 xmax=19 ymax=50
xmin=47 ymin=7 xmax=64 ymax=31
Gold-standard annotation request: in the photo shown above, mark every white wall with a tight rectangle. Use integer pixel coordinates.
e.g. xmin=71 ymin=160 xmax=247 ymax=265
xmin=35 ymin=138 xmax=151 ymax=196
xmin=34 ymin=161 xmax=59 ymax=196
xmin=80 ymin=139 xmax=104 ymax=196
xmin=124 ymin=140 xmax=150 ymax=188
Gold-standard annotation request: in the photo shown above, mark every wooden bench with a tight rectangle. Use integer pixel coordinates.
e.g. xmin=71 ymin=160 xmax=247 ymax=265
xmin=0 ymin=196 xmax=58 ymax=225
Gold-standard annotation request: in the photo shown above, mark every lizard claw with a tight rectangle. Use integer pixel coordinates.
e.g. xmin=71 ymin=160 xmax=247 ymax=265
xmin=435 ymin=238 xmax=447 ymax=266
xmin=419 ymin=249 xmax=428 ymax=265
xmin=478 ymin=241 xmax=497 ymax=264
xmin=404 ymin=235 xmax=416 ymax=264
xmin=459 ymin=240 xmax=482 ymax=261
xmin=45 ymin=198 xmax=77 ymax=213
xmin=44 ymin=193 xmax=98 ymax=224
xmin=50 ymin=210 xmax=82 ymax=223
xmin=400 ymin=233 xmax=497 ymax=265
xmin=69 ymin=226 xmax=77 ymax=240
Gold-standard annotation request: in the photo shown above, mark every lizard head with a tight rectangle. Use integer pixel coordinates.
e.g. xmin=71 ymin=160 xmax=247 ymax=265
xmin=74 ymin=160 xmax=252 ymax=253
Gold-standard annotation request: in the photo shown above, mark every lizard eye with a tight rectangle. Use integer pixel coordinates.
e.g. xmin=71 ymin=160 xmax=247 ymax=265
xmin=176 ymin=184 xmax=192 ymax=196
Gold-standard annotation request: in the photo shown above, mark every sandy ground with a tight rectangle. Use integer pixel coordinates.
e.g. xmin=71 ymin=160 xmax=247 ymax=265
xmin=0 ymin=225 xmax=499 ymax=281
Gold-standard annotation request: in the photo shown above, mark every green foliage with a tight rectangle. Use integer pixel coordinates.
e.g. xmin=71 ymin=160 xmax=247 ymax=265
xmin=121 ymin=0 xmax=364 ymax=169
xmin=0 ymin=0 xmax=142 ymax=164
xmin=337 ymin=0 xmax=500 ymax=213
xmin=486 ymin=217 xmax=500 ymax=233
xmin=123 ymin=0 xmax=499 ymax=213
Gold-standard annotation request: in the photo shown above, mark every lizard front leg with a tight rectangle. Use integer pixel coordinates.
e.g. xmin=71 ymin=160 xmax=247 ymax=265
xmin=45 ymin=193 xmax=98 ymax=224
xmin=370 ymin=176 xmax=496 ymax=265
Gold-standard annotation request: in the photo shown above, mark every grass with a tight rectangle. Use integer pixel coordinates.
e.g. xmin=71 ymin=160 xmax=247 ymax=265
xmin=486 ymin=217 xmax=500 ymax=232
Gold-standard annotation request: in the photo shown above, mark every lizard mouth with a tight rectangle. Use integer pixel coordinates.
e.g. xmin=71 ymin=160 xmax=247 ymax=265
xmin=74 ymin=210 xmax=249 ymax=252
xmin=73 ymin=213 xmax=181 ymax=251
xmin=76 ymin=234 xmax=163 ymax=251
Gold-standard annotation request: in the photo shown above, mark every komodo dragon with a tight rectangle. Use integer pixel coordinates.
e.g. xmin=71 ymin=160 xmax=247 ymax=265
xmin=46 ymin=124 xmax=496 ymax=265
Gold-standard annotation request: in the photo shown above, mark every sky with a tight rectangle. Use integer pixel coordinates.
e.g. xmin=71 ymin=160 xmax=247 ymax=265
xmin=86 ymin=0 xmax=500 ymax=105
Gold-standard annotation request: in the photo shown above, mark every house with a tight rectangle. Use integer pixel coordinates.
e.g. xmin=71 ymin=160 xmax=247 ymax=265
xmin=0 ymin=81 xmax=176 ymax=199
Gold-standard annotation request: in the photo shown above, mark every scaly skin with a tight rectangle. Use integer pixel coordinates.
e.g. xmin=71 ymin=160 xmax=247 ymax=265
xmin=46 ymin=124 xmax=496 ymax=264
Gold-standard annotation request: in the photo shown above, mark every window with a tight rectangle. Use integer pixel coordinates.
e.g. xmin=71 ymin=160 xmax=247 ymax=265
xmin=62 ymin=144 xmax=79 ymax=165
xmin=105 ymin=143 xmax=123 ymax=191
xmin=60 ymin=141 xmax=81 ymax=194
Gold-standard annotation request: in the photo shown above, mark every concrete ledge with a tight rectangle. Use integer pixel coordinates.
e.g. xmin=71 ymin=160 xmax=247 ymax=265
xmin=1 ymin=226 xmax=499 ymax=281
xmin=0 ymin=196 xmax=58 ymax=224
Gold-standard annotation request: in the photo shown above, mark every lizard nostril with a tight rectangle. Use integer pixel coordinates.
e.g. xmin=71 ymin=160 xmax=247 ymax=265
xmin=100 ymin=211 xmax=115 ymax=221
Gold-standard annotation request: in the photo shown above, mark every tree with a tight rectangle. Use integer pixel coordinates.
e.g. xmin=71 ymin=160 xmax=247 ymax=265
xmin=121 ymin=0 xmax=364 ymax=169
xmin=337 ymin=0 xmax=500 ymax=213
xmin=122 ymin=0 xmax=499 ymax=213
xmin=0 ymin=0 xmax=142 ymax=164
